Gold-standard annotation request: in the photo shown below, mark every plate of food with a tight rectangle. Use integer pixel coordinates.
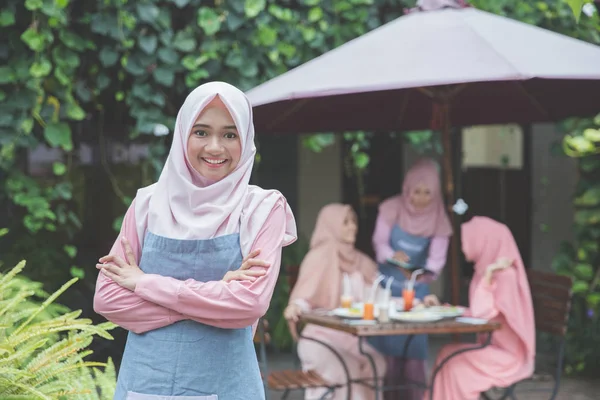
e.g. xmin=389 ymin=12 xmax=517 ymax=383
xmin=426 ymin=305 xmax=466 ymax=318
xmin=332 ymin=307 xmax=364 ymax=319
xmin=391 ymin=311 xmax=443 ymax=323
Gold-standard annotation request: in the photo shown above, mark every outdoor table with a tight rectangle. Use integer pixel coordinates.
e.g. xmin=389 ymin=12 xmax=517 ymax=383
xmin=298 ymin=312 xmax=501 ymax=400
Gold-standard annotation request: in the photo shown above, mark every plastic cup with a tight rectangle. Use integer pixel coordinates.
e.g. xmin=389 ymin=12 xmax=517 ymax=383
xmin=340 ymin=295 xmax=352 ymax=309
xmin=363 ymin=302 xmax=375 ymax=320
xmin=403 ymin=281 xmax=415 ymax=311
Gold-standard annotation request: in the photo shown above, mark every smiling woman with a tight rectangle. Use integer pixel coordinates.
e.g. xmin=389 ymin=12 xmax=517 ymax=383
xmin=92 ymin=81 xmax=297 ymax=400
xmin=187 ymin=97 xmax=242 ymax=181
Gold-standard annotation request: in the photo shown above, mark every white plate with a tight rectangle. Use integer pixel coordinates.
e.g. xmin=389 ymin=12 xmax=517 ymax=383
xmin=391 ymin=312 xmax=443 ymax=323
xmin=331 ymin=307 xmax=366 ymax=319
xmin=427 ymin=306 xmax=466 ymax=318
xmin=456 ymin=317 xmax=488 ymax=325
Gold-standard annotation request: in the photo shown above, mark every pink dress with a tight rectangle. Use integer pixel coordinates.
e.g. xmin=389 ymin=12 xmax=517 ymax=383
xmin=429 ymin=268 xmax=534 ymax=400
xmin=295 ymin=271 xmax=387 ymax=400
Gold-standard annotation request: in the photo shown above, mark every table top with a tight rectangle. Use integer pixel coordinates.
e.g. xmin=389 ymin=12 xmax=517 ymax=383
xmin=300 ymin=313 xmax=501 ymax=337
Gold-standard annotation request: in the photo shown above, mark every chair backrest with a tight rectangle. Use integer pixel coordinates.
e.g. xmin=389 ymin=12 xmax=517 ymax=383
xmin=526 ymin=269 xmax=573 ymax=337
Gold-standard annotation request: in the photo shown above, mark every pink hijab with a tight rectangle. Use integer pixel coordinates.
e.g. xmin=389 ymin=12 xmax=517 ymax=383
xmin=289 ymin=204 xmax=378 ymax=310
xmin=462 ymin=216 xmax=535 ymax=365
xmin=379 ymin=158 xmax=452 ymax=237
xmin=134 ymin=82 xmax=297 ymax=255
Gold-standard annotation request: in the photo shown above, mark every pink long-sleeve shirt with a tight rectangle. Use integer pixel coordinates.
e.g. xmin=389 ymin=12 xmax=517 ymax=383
xmin=93 ymin=198 xmax=287 ymax=334
xmin=372 ymin=212 xmax=449 ymax=278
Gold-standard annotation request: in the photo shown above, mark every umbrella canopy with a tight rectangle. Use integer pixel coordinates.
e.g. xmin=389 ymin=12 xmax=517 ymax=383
xmin=247 ymin=6 xmax=600 ymax=134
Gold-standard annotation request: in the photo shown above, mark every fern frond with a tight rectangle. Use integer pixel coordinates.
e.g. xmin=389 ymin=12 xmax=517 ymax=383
xmin=0 ymin=261 xmax=27 ymax=289
xmin=0 ymin=376 xmax=51 ymax=400
xmin=11 ymin=278 xmax=78 ymax=337
xmin=0 ymin=338 xmax=48 ymax=367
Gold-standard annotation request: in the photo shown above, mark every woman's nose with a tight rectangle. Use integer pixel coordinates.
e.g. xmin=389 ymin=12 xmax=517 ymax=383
xmin=205 ymin=136 xmax=222 ymax=152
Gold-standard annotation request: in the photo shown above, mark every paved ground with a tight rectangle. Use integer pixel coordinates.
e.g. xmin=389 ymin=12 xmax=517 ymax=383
xmin=264 ymin=337 xmax=600 ymax=400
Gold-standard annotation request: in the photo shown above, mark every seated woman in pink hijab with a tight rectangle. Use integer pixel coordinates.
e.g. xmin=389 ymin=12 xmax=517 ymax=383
xmin=283 ymin=203 xmax=387 ymax=400
xmin=424 ymin=216 xmax=535 ymax=400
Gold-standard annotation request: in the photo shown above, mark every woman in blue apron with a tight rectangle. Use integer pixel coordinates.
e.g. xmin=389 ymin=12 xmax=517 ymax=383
xmin=368 ymin=159 xmax=452 ymax=400
xmin=93 ymin=82 xmax=297 ymax=400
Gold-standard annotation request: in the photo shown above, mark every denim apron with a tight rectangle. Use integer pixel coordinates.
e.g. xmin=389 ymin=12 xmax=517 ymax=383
xmin=367 ymin=225 xmax=431 ymax=358
xmin=113 ymin=231 xmax=265 ymax=400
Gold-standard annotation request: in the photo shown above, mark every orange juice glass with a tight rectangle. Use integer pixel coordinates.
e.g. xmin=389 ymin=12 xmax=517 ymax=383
xmin=363 ymin=302 xmax=375 ymax=320
xmin=402 ymin=288 xmax=415 ymax=311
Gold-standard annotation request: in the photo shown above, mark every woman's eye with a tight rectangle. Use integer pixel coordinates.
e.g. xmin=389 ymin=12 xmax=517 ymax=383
xmin=193 ymin=130 xmax=207 ymax=137
xmin=224 ymin=132 xmax=237 ymax=139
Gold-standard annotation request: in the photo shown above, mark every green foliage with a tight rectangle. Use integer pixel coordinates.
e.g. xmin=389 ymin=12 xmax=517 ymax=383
xmin=553 ymin=113 xmax=600 ymax=375
xmin=0 ymin=0 xmax=410 ymax=287
xmin=0 ymin=260 xmax=117 ymax=399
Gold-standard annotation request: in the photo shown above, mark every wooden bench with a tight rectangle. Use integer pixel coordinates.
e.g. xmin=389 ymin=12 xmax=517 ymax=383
xmin=483 ymin=269 xmax=573 ymax=400
xmin=255 ymin=318 xmax=341 ymax=399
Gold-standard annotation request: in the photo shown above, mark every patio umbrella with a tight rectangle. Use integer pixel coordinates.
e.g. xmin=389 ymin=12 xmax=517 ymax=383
xmin=246 ymin=0 xmax=600 ymax=305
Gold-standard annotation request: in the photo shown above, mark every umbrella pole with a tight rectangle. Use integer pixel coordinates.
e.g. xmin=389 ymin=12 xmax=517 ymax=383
xmin=433 ymin=101 xmax=461 ymax=309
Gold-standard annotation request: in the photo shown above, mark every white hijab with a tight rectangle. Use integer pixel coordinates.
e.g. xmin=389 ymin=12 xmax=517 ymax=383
xmin=134 ymin=81 xmax=297 ymax=254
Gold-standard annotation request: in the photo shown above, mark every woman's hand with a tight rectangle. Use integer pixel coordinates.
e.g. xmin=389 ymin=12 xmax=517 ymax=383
xmin=423 ymin=294 xmax=441 ymax=307
xmin=484 ymin=257 xmax=513 ymax=285
xmin=283 ymin=303 xmax=302 ymax=322
xmin=96 ymin=237 xmax=144 ymax=291
xmin=222 ymin=249 xmax=270 ymax=283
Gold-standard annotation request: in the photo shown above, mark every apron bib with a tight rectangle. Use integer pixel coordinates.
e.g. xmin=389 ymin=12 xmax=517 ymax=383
xmin=368 ymin=225 xmax=431 ymax=358
xmin=113 ymin=232 xmax=265 ymax=400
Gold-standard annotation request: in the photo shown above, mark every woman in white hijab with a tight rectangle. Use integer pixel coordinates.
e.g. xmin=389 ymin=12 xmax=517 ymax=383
xmin=93 ymin=82 xmax=297 ymax=399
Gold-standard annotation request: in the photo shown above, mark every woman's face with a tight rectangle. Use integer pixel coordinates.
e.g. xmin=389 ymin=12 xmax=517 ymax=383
xmin=187 ymin=97 xmax=242 ymax=181
xmin=409 ymin=183 xmax=432 ymax=210
xmin=341 ymin=211 xmax=358 ymax=244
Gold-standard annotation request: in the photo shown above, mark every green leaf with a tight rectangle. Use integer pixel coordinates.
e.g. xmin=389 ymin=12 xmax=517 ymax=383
xmin=566 ymin=0 xmax=587 ymax=22
xmin=70 ymin=266 xmax=85 ymax=279
xmin=575 ymin=263 xmax=594 ymax=280
xmin=158 ymin=48 xmax=179 ymax=64
xmin=226 ymin=12 xmax=245 ymax=31
xmin=354 ymin=152 xmax=370 ymax=169
xmin=173 ymin=32 xmax=197 ymax=52
xmin=0 ymin=67 xmax=14 ymax=84
xmin=0 ymin=227 xmax=8 ymax=237
xmin=225 ymin=52 xmax=244 ymax=68
xmin=99 ymin=47 xmax=119 ymax=67
xmin=257 ymin=25 xmax=278 ymax=46
xmin=586 ymin=292 xmax=600 ymax=307
xmin=139 ymin=35 xmax=158 ymax=54
xmin=136 ymin=4 xmax=160 ymax=23
xmin=64 ymin=244 xmax=77 ymax=258
xmin=572 ymin=280 xmax=589 ymax=293
xmin=21 ymin=28 xmax=47 ymax=52
xmin=59 ymin=30 xmax=86 ymax=51
xmin=66 ymin=102 xmax=86 ymax=121
xmin=575 ymin=186 xmax=600 ymax=206
xmin=308 ymin=7 xmax=324 ymax=22
xmin=53 ymin=162 xmax=67 ymax=176
xmin=198 ymin=7 xmax=222 ymax=35
xmin=0 ymin=10 xmax=16 ymax=27
xmin=29 ymin=58 xmax=52 ymax=78
xmin=54 ymin=67 xmax=70 ymax=86
xmin=97 ymin=74 xmax=110 ymax=90
xmin=245 ymin=0 xmax=266 ymax=18
xmin=153 ymin=67 xmax=175 ymax=86
xmin=44 ymin=123 xmax=72 ymax=151
xmin=25 ymin=0 xmax=43 ymax=10
xmin=583 ymin=128 xmax=600 ymax=143
xmin=566 ymin=135 xmax=595 ymax=153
